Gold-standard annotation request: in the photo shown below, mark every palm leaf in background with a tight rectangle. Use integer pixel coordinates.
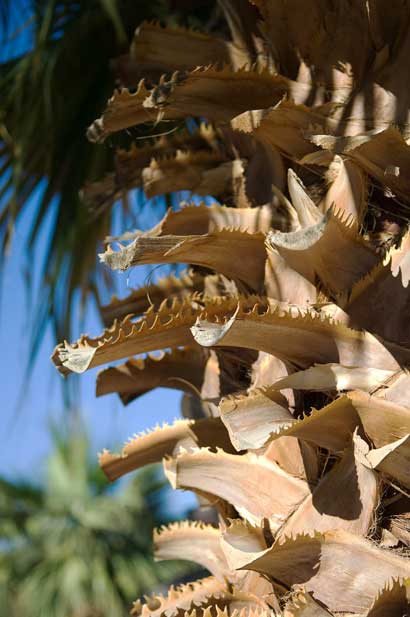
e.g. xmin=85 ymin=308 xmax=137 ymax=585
xmin=0 ymin=0 xmax=217 ymax=362
xmin=0 ymin=427 xmax=195 ymax=616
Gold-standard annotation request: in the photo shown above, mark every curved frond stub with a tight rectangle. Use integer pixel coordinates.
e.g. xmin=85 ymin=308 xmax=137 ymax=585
xmin=154 ymin=521 xmax=229 ymax=581
xmin=191 ymin=300 xmax=401 ymax=372
xmin=84 ymin=126 xmax=222 ymax=213
xmin=263 ymin=437 xmax=319 ymax=485
xmin=222 ymin=528 xmax=410 ymax=613
xmin=375 ymin=370 xmax=410 ymax=409
xmin=268 ymin=207 xmax=380 ymax=295
xmin=142 ymin=154 xmax=245 ymax=201
xmin=100 ymin=229 xmax=267 ymax=291
xmin=344 ymin=232 xmax=410 ymax=347
xmin=366 ymin=434 xmax=410 ymax=490
xmin=100 ymin=202 xmax=274 ymax=290
xmin=100 ymin=269 xmax=206 ymax=325
xmin=272 ymin=363 xmax=395 ymax=393
xmin=264 ymin=247 xmax=317 ymax=305
xmin=95 ymin=348 xmax=210 ymax=404
xmin=287 ymin=169 xmax=322 ymax=229
xmin=130 ymin=21 xmax=250 ymax=75
xmin=246 ymin=101 xmax=339 ymax=160
xmin=283 ymin=592 xmax=333 ymax=616
xmin=219 ymin=388 xmax=293 ymax=450
xmin=100 ymin=267 xmax=236 ymax=326
xmin=313 ymin=127 xmax=410 ymax=203
xmin=278 ymin=431 xmax=378 ymax=538
xmin=192 ymin=203 xmax=274 ymax=235
xmin=132 ymin=571 xmax=270 ymax=617
xmin=99 ymin=417 xmax=232 ymax=482
xmin=320 ymin=156 xmax=367 ymax=223
xmin=123 ymin=202 xmax=275 ymax=238
xmin=220 ymin=520 xmax=268 ymax=572
xmin=249 ymin=352 xmax=293 ymax=395
xmin=131 ymin=577 xmax=227 ymax=617
xmin=272 ymin=390 xmax=410 ymax=452
xmin=163 ymin=448 xmax=309 ymax=530
xmin=52 ymin=299 xmax=201 ymax=375
xmin=52 ymin=296 xmax=244 ymax=375
xmin=99 ymin=419 xmax=197 ymax=481
xmin=88 ymin=66 xmax=290 ymax=142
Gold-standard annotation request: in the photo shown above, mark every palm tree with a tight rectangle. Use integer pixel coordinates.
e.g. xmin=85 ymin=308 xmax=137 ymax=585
xmin=0 ymin=427 xmax=195 ymax=616
xmin=53 ymin=1 xmax=410 ymax=614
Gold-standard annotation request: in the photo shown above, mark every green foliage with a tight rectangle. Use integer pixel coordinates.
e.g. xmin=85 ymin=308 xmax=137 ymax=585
xmin=0 ymin=0 xmax=172 ymax=354
xmin=0 ymin=1 xmax=217 ymax=382
xmin=0 ymin=428 xmax=194 ymax=616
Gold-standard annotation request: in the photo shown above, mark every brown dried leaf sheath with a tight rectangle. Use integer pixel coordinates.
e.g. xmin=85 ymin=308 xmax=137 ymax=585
xmin=95 ymin=348 xmax=210 ymax=404
xmin=153 ymin=522 xmax=230 ymax=581
xmin=163 ymin=447 xmax=309 ymax=530
xmin=278 ymin=432 xmax=378 ymax=538
xmin=221 ymin=528 xmax=410 ymax=613
xmin=52 ymin=295 xmax=266 ymax=375
xmin=99 ymin=418 xmax=234 ymax=482
xmin=268 ymin=207 xmax=379 ymax=295
xmin=272 ymin=391 xmax=410 ymax=452
xmin=130 ymin=21 xmax=250 ymax=75
xmin=87 ymin=66 xmax=290 ymax=143
xmin=191 ymin=303 xmax=403 ymax=371
xmin=100 ymin=269 xmax=209 ymax=325
xmin=218 ymin=388 xmax=293 ymax=450
xmin=101 ymin=229 xmax=267 ymax=291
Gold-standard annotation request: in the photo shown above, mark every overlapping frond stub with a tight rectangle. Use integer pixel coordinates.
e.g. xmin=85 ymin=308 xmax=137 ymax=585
xmin=99 ymin=417 xmax=233 ymax=482
xmin=101 ymin=229 xmax=267 ymax=291
xmin=129 ymin=21 xmax=251 ymax=76
xmin=163 ymin=447 xmax=310 ymax=530
xmin=218 ymin=388 xmax=293 ymax=450
xmin=268 ymin=207 xmax=380 ymax=295
xmin=100 ymin=269 xmax=209 ymax=325
xmin=221 ymin=528 xmax=410 ymax=613
xmin=52 ymin=295 xmax=272 ymax=375
xmin=272 ymin=390 xmax=410 ymax=452
xmin=277 ymin=431 xmax=378 ymax=538
xmin=190 ymin=300 xmax=403 ymax=371
xmin=87 ymin=65 xmax=290 ymax=143
xmin=95 ymin=348 xmax=210 ymax=404
xmin=154 ymin=521 xmax=230 ymax=581
xmin=272 ymin=363 xmax=395 ymax=393
xmin=83 ymin=125 xmax=225 ymax=213
xmin=130 ymin=577 xmax=227 ymax=617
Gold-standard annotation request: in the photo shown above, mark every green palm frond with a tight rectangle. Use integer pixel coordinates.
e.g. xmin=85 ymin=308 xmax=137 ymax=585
xmin=0 ymin=426 xmax=196 ymax=616
xmin=0 ymin=0 xmax=183 ymax=357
